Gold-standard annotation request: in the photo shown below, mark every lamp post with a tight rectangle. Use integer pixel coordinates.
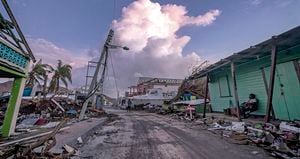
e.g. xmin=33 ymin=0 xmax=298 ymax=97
xmin=106 ymin=44 xmax=129 ymax=106
xmin=79 ymin=29 xmax=129 ymax=120
xmin=91 ymin=43 xmax=129 ymax=108
xmin=107 ymin=44 xmax=129 ymax=51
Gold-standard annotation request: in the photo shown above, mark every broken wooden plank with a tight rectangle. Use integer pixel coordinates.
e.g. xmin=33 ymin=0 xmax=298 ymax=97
xmin=51 ymin=98 xmax=65 ymax=112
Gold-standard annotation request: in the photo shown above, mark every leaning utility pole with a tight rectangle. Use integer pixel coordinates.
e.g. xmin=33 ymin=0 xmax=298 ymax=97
xmin=79 ymin=30 xmax=114 ymax=120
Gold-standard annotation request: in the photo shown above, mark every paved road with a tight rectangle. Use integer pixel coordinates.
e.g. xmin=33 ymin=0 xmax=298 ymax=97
xmin=75 ymin=108 xmax=272 ymax=159
xmin=50 ymin=118 xmax=106 ymax=154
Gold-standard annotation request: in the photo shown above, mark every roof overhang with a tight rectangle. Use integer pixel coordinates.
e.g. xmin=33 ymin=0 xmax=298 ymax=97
xmin=190 ymin=26 xmax=300 ymax=79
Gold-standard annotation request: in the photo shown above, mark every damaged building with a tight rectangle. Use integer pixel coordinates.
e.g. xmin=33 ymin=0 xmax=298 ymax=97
xmin=126 ymin=77 xmax=183 ymax=97
xmin=191 ymin=26 xmax=300 ymax=121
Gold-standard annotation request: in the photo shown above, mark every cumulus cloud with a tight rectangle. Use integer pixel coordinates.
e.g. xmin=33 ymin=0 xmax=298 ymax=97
xmin=104 ymin=0 xmax=220 ymax=96
xmin=112 ymin=0 xmax=220 ymax=55
xmin=27 ymin=0 xmax=220 ymax=97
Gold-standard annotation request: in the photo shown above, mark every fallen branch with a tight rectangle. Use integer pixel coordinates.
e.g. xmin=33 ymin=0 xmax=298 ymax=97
xmin=21 ymin=119 xmax=67 ymax=155
xmin=0 ymin=126 xmax=70 ymax=147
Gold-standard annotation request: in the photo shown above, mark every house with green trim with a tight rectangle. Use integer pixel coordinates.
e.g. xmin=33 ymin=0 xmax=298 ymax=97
xmin=0 ymin=2 xmax=35 ymax=137
xmin=191 ymin=26 xmax=300 ymax=121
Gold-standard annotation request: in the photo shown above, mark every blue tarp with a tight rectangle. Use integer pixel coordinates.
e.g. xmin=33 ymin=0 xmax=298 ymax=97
xmin=23 ymin=87 xmax=32 ymax=96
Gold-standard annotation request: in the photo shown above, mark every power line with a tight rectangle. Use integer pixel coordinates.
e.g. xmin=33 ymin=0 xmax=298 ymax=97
xmin=109 ymin=51 xmax=119 ymax=98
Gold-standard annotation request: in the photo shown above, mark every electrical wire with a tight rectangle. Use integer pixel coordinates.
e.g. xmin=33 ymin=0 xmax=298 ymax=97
xmin=109 ymin=51 xmax=119 ymax=98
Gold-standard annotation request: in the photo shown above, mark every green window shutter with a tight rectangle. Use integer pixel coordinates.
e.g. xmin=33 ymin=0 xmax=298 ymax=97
xmin=218 ymin=75 xmax=231 ymax=97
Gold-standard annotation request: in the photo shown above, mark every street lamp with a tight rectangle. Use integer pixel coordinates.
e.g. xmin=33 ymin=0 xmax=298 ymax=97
xmin=106 ymin=44 xmax=129 ymax=51
xmin=105 ymin=43 xmax=129 ymax=106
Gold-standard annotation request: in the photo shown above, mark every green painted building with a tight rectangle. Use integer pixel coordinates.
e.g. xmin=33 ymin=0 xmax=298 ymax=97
xmin=0 ymin=2 xmax=35 ymax=137
xmin=191 ymin=26 xmax=300 ymax=121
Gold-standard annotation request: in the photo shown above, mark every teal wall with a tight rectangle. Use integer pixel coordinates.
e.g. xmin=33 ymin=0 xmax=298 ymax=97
xmin=208 ymin=48 xmax=300 ymax=120
xmin=265 ymin=61 xmax=300 ymax=120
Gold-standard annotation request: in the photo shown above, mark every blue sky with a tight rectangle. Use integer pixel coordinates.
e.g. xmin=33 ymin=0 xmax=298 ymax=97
xmin=2 ymin=0 xmax=300 ymax=61
xmin=1 ymin=0 xmax=299 ymax=94
xmin=2 ymin=0 xmax=299 ymax=62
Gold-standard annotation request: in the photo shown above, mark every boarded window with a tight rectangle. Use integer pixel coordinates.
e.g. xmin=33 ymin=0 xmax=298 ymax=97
xmin=218 ymin=75 xmax=231 ymax=97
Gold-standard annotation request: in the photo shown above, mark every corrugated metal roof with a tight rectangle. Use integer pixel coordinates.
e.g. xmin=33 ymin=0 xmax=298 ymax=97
xmin=190 ymin=25 xmax=300 ymax=79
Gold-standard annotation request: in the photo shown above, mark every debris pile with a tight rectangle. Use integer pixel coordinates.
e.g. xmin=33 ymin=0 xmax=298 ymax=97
xmin=0 ymin=120 xmax=77 ymax=158
xmin=193 ymin=117 xmax=300 ymax=158
xmin=0 ymin=97 xmax=107 ymax=158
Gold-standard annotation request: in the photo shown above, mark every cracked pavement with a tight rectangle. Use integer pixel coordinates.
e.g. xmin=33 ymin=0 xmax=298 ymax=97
xmin=72 ymin=108 xmax=272 ymax=159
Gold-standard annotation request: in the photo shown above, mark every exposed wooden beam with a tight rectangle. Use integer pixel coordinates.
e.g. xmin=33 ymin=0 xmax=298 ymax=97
xmin=265 ymin=37 xmax=277 ymax=122
xmin=1 ymin=0 xmax=36 ymax=62
xmin=261 ymin=68 xmax=276 ymax=120
xmin=194 ymin=61 xmax=231 ymax=78
xmin=230 ymin=62 xmax=241 ymax=121
xmin=203 ymin=74 xmax=209 ymax=118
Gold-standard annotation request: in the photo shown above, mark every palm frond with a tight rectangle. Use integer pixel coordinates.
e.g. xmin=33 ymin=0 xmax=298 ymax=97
xmin=60 ymin=77 xmax=69 ymax=89
xmin=48 ymin=60 xmax=73 ymax=93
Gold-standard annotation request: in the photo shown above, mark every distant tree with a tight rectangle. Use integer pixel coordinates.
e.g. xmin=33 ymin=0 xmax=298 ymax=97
xmin=42 ymin=66 xmax=54 ymax=100
xmin=26 ymin=59 xmax=50 ymax=88
xmin=26 ymin=59 xmax=53 ymax=100
xmin=48 ymin=60 xmax=72 ymax=95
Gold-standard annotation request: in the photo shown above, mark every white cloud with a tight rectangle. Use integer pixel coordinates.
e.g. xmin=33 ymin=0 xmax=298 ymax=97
xmin=27 ymin=0 xmax=220 ymax=97
xmin=28 ymin=38 xmax=92 ymax=88
xmin=112 ymin=0 xmax=220 ymax=55
xmin=105 ymin=0 xmax=220 ymax=96
xmin=28 ymin=38 xmax=91 ymax=69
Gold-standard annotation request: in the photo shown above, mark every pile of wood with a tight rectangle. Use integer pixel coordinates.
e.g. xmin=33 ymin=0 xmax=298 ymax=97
xmin=172 ymin=77 xmax=208 ymax=102
xmin=0 ymin=120 xmax=77 ymax=159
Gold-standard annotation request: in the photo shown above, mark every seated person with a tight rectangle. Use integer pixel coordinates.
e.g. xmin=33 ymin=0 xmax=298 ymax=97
xmin=241 ymin=93 xmax=258 ymax=118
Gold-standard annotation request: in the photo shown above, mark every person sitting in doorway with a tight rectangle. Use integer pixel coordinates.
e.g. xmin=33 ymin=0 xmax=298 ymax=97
xmin=241 ymin=93 xmax=258 ymax=118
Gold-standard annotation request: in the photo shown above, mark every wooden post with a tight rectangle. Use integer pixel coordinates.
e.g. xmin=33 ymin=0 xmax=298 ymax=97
xmin=261 ymin=68 xmax=276 ymax=120
xmin=231 ymin=62 xmax=241 ymax=121
xmin=2 ymin=77 xmax=26 ymax=137
xmin=203 ymin=74 xmax=209 ymax=118
xmin=265 ymin=37 xmax=277 ymax=122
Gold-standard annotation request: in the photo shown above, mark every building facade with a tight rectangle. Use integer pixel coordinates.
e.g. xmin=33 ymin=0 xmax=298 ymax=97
xmin=191 ymin=26 xmax=300 ymax=121
xmin=126 ymin=77 xmax=183 ymax=97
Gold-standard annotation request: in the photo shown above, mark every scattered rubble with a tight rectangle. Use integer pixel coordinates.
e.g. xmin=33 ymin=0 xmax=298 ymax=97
xmin=0 ymin=97 xmax=107 ymax=158
xmin=133 ymin=100 xmax=300 ymax=158
xmin=189 ymin=116 xmax=300 ymax=158
xmin=76 ymin=137 xmax=83 ymax=144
